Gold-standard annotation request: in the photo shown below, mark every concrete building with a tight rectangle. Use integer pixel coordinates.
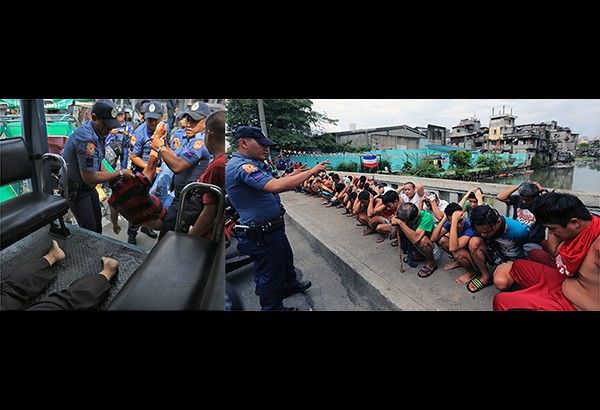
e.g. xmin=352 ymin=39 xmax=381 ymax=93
xmin=487 ymin=107 xmax=517 ymax=152
xmin=546 ymin=121 xmax=578 ymax=162
xmin=333 ymin=125 xmax=426 ymax=150
xmin=448 ymin=117 xmax=484 ymax=150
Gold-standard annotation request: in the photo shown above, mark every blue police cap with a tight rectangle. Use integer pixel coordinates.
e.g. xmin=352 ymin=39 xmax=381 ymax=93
xmin=234 ymin=126 xmax=276 ymax=146
xmin=181 ymin=101 xmax=212 ymax=121
xmin=144 ymin=100 xmax=165 ymax=119
xmin=91 ymin=99 xmax=121 ymax=129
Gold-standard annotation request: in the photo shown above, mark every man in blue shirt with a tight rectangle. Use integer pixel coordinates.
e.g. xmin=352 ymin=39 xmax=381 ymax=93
xmin=467 ymin=204 xmax=529 ymax=293
xmin=61 ymin=99 xmax=134 ymax=233
xmin=226 ymin=126 xmax=328 ymax=311
xmin=151 ymin=101 xmax=212 ymax=238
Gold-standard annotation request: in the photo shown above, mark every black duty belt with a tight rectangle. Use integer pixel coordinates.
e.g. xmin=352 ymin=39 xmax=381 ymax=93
xmin=237 ymin=216 xmax=285 ymax=235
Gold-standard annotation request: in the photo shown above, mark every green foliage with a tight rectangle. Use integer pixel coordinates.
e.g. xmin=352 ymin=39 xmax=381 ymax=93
xmin=336 ymin=161 xmax=358 ymax=172
xmin=405 ymin=153 xmax=440 ymax=178
xmin=226 ymin=99 xmax=337 ymax=151
xmin=476 ymin=154 xmax=507 ymax=175
xmin=449 ymin=150 xmax=472 ymax=169
xmin=402 ymin=161 xmax=413 ymax=172
xmin=530 ymin=154 xmax=545 ymax=170
xmin=379 ymin=158 xmax=391 ymax=172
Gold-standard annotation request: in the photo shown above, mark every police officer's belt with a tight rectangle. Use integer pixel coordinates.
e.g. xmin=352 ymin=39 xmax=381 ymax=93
xmin=247 ymin=216 xmax=285 ymax=234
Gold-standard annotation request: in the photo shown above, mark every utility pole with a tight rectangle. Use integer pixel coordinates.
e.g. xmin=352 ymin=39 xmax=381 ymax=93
xmin=257 ymin=99 xmax=268 ymax=136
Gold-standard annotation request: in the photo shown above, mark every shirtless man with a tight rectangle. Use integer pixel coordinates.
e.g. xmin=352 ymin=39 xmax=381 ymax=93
xmin=493 ymin=193 xmax=599 ymax=311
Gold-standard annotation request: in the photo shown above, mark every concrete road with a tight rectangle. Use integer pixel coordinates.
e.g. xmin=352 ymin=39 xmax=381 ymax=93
xmin=226 ymin=220 xmax=375 ymax=311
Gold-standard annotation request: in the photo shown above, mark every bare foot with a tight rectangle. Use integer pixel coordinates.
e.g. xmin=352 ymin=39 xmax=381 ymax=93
xmin=99 ymin=257 xmax=119 ymax=281
xmin=444 ymin=260 xmax=460 ymax=271
xmin=455 ymin=271 xmax=476 ymax=285
xmin=43 ymin=240 xmax=65 ymax=266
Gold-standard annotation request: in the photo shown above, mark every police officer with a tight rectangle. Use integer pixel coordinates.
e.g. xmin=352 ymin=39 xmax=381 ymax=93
xmin=105 ymin=106 xmax=133 ymax=170
xmin=128 ymin=100 xmax=168 ymax=244
xmin=226 ymin=126 xmax=329 ymax=311
xmin=61 ymin=99 xmax=135 ymax=233
xmin=152 ymin=100 xmax=212 ymax=238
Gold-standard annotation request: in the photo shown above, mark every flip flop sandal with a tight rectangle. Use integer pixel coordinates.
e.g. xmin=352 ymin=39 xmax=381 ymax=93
xmin=376 ymin=234 xmax=386 ymax=243
xmin=391 ymin=239 xmax=399 ymax=247
xmin=467 ymin=277 xmax=492 ymax=293
xmin=417 ymin=265 xmax=438 ymax=278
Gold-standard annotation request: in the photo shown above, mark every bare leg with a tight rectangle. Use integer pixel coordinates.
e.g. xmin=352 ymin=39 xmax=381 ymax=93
xmin=468 ymin=237 xmax=492 ymax=290
xmin=493 ymin=262 xmax=515 ymax=291
xmin=453 ymin=248 xmax=477 ymax=285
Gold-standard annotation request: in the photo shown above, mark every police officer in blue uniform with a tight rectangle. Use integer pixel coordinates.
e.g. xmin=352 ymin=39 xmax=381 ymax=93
xmin=151 ymin=100 xmax=212 ymax=238
xmin=61 ymin=99 xmax=135 ymax=233
xmin=105 ymin=106 xmax=133 ymax=170
xmin=127 ymin=100 xmax=169 ymax=244
xmin=226 ymin=126 xmax=329 ymax=311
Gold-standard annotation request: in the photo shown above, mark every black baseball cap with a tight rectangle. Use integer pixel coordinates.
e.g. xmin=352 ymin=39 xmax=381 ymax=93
xmin=91 ymin=99 xmax=121 ymax=129
xmin=234 ymin=126 xmax=276 ymax=146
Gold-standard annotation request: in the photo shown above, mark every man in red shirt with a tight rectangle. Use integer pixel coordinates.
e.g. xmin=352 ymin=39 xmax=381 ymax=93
xmin=189 ymin=110 xmax=226 ymax=238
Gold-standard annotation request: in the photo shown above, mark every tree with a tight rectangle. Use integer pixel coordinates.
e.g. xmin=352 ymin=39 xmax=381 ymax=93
xmin=226 ymin=99 xmax=337 ymax=151
xmin=449 ymin=150 xmax=472 ymax=169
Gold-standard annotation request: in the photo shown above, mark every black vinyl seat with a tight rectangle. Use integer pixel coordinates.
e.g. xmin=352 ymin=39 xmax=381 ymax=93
xmin=0 ymin=137 xmax=69 ymax=250
xmin=107 ymin=231 xmax=218 ymax=310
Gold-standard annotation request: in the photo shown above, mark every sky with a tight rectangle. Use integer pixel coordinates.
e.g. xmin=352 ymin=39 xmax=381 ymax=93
xmin=310 ymin=99 xmax=600 ymax=139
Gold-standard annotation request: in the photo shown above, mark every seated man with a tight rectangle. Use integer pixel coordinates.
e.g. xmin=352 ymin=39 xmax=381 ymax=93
xmin=431 ymin=203 xmax=477 ymax=284
xmin=1 ymin=240 xmax=118 ymax=310
xmin=109 ymin=124 xmax=168 ymax=235
xmin=353 ymin=190 xmax=372 ymax=233
xmin=496 ymin=181 xmax=547 ymax=252
xmin=368 ymin=190 xmax=401 ymax=245
xmin=420 ymin=191 xmax=448 ymax=224
xmin=391 ymin=202 xmax=437 ymax=277
xmin=493 ymin=193 xmax=599 ymax=311
xmin=467 ymin=204 xmax=529 ymax=293
xmin=458 ymin=188 xmax=484 ymax=218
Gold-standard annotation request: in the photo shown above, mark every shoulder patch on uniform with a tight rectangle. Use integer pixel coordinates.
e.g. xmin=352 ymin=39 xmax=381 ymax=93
xmin=242 ymin=163 xmax=259 ymax=173
xmin=86 ymin=142 xmax=96 ymax=156
xmin=193 ymin=140 xmax=204 ymax=150
xmin=173 ymin=137 xmax=181 ymax=149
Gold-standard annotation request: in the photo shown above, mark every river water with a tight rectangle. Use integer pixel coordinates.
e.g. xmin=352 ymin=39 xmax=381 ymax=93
xmin=487 ymin=161 xmax=600 ymax=193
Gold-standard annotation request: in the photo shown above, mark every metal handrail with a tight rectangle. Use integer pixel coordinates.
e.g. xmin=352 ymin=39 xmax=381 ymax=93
xmin=41 ymin=153 xmax=68 ymax=200
xmin=175 ymin=182 xmax=225 ymax=242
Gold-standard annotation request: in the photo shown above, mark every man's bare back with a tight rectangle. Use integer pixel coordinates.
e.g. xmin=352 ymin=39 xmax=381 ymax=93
xmin=563 ymin=235 xmax=600 ymax=311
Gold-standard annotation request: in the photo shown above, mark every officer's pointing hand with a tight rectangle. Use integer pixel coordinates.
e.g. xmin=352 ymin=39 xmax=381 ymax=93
xmin=311 ymin=161 xmax=330 ymax=175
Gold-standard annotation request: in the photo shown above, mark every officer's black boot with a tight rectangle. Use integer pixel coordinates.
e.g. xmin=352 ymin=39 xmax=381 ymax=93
xmin=128 ymin=234 xmax=137 ymax=245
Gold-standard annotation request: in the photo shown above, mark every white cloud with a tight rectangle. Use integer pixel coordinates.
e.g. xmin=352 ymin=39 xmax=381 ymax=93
xmin=311 ymin=99 xmax=600 ymax=138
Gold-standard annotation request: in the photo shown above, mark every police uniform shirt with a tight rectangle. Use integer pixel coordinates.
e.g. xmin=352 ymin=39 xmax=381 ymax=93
xmin=131 ymin=122 xmax=154 ymax=163
xmin=61 ymin=120 xmax=105 ymax=187
xmin=169 ymin=128 xmax=187 ymax=151
xmin=172 ymin=132 xmax=211 ymax=192
xmin=225 ymin=152 xmax=282 ymax=226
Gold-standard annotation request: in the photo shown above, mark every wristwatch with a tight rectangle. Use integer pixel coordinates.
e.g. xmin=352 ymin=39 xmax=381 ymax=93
xmin=119 ymin=170 xmax=124 ymax=178
xmin=153 ymin=144 xmax=165 ymax=154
